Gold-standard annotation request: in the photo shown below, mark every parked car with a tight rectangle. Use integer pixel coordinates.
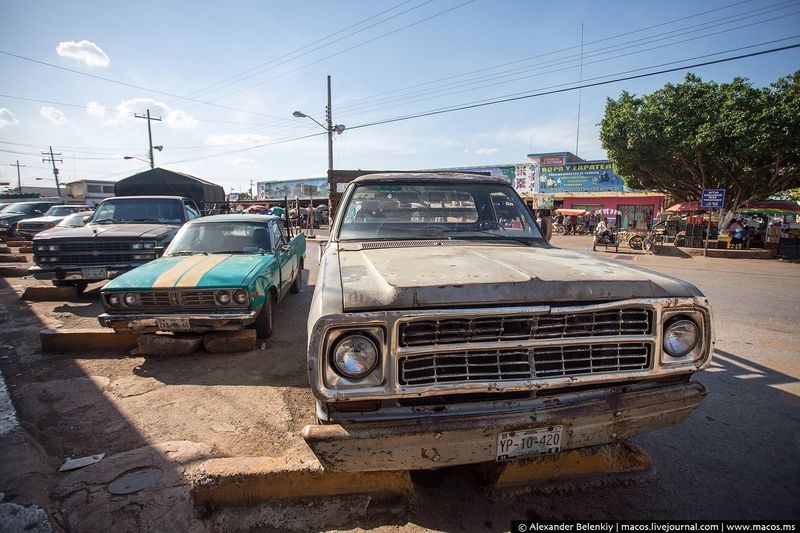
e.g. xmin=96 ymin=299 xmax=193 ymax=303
xmin=29 ymin=196 xmax=201 ymax=293
xmin=0 ymin=199 xmax=64 ymax=237
xmin=98 ymin=214 xmax=306 ymax=338
xmin=55 ymin=210 xmax=95 ymax=229
xmin=15 ymin=205 xmax=93 ymax=239
xmin=303 ymin=172 xmax=715 ymax=472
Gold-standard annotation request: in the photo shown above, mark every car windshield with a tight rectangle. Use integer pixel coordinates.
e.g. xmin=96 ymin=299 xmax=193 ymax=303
xmin=2 ymin=203 xmax=41 ymax=215
xmin=57 ymin=212 xmax=92 ymax=227
xmin=91 ymin=198 xmax=184 ymax=224
xmin=337 ymin=182 xmax=543 ymax=242
xmin=166 ymin=221 xmax=272 ymax=255
xmin=45 ymin=205 xmax=81 ymax=216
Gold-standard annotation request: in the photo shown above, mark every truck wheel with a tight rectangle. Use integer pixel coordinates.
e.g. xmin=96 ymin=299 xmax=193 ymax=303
xmin=254 ymin=292 xmax=275 ymax=339
xmin=289 ymin=262 xmax=303 ymax=294
xmin=53 ymin=280 xmax=89 ymax=294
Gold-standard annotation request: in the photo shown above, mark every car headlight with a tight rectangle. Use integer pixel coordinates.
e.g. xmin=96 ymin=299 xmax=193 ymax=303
xmin=663 ymin=318 xmax=700 ymax=357
xmin=332 ymin=334 xmax=379 ymax=379
xmin=106 ymin=294 xmax=122 ymax=307
xmin=233 ymin=289 xmax=248 ymax=305
xmin=123 ymin=293 xmax=139 ymax=307
xmin=215 ymin=290 xmax=231 ymax=305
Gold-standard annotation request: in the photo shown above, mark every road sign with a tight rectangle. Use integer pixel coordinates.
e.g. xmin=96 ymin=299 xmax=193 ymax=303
xmin=701 ymin=189 xmax=725 ymax=208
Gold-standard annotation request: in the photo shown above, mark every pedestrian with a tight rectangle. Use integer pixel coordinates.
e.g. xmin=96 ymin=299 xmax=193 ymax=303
xmin=588 ymin=212 xmax=597 ymax=234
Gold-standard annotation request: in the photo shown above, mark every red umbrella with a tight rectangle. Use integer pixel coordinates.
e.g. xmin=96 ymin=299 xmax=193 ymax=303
xmin=665 ymin=201 xmax=706 ymax=212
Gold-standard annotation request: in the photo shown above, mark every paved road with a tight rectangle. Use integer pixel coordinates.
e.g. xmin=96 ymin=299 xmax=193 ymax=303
xmin=1 ymin=232 xmax=798 ymax=531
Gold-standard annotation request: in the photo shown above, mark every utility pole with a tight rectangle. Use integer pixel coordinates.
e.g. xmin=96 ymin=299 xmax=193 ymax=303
xmin=41 ymin=146 xmax=62 ymax=198
xmin=10 ymin=161 xmax=26 ymax=193
xmin=326 ymin=75 xmax=334 ymax=175
xmin=134 ymin=109 xmax=162 ymax=169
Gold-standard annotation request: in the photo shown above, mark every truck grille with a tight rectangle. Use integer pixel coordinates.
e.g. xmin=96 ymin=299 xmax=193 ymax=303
xmin=36 ymin=240 xmax=144 ymax=266
xmin=398 ymin=343 xmax=652 ymax=385
xmin=399 ymin=307 xmax=653 ymax=347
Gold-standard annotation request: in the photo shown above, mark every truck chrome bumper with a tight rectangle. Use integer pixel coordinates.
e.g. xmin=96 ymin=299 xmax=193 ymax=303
xmin=98 ymin=312 xmax=257 ymax=333
xmin=302 ymin=380 xmax=707 ymax=472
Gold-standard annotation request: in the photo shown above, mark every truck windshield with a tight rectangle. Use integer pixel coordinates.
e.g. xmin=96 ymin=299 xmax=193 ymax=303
xmin=337 ymin=182 xmax=543 ymax=242
xmin=92 ymin=199 xmax=185 ymax=224
xmin=166 ymin=221 xmax=272 ymax=255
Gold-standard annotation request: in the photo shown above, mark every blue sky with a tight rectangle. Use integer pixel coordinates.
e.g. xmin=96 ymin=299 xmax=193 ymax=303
xmin=1 ymin=0 xmax=799 ymax=195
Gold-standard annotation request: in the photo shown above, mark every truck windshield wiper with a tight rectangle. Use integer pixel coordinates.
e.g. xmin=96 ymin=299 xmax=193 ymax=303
xmin=211 ymin=250 xmax=252 ymax=254
xmin=92 ymin=218 xmax=118 ymax=224
xmin=169 ymin=250 xmax=207 ymax=256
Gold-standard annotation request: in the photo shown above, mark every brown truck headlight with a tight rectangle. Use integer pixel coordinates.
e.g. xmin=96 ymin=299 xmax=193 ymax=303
xmin=332 ymin=334 xmax=379 ymax=379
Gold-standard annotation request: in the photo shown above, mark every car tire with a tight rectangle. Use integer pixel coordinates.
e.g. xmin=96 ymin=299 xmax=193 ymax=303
xmin=289 ymin=262 xmax=303 ymax=294
xmin=254 ymin=291 xmax=275 ymax=339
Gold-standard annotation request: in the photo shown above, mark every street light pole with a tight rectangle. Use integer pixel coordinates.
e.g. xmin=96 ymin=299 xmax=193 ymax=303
xmin=292 ymin=75 xmax=345 ymax=223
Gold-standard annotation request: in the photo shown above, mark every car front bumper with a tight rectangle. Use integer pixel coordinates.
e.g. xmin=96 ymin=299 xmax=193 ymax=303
xmin=302 ymin=380 xmax=707 ymax=472
xmin=98 ymin=311 xmax=257 ymax=333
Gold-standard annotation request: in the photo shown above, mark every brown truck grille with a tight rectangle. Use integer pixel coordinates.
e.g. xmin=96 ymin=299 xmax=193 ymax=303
xmin=398 ymin=343 xmax=652 ymax=385
xmin=399 ymin=307 xmax=653 ymax=347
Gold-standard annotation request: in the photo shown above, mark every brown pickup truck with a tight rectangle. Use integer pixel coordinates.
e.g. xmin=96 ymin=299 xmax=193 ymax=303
xmin=304 ymin=172 xmax=714 ymax=472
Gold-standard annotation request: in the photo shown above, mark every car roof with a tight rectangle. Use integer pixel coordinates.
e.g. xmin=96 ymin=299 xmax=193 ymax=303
xmin=350 ymin=172 xmax=510 ymax=185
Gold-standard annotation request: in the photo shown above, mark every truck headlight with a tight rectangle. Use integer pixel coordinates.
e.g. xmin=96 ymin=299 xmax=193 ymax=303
xmin=663 ymin=318 xmax=699 ymax=357
xmin=106 ymin=294 xmax=122 ymax=307
xmin=131 ymin=242 xmax=156 ymax=250
xmin=215 ymin=290 xmax=231 ymax=305
xmin=123 ymin=293 xmax=139 ymax=307
xmin=332 ymin=334 xmax=379 ymax=379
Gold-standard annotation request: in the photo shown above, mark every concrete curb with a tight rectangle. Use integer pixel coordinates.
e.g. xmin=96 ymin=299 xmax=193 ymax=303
xmin=21 ymin=286 xmax=77 ymax=301
xmin=190 ymin=456 xmax=414 ymax=508
xmin=0 ymin=265 xmax=28 ymax=278
xmin=477 ymin=441 xmax=652 ymax=497
xmin=40 ymin=328 xmax=138 ymax=353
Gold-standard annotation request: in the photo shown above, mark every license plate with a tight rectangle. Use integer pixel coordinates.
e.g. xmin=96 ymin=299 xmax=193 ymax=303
xmin=81 ymin=267 xmax=108 ymax=280
xmin=156 ymin=318 xmax=191 ymax=332
xmin=496 ymin=425 xmax=563 ymax=462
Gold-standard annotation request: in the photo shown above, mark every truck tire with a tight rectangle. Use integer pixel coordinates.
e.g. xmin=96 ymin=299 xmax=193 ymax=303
xmin=254 ymin=291 xmax=275 ymax=339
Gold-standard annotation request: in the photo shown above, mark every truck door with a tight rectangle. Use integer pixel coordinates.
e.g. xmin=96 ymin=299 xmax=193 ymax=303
xmin=270 ymin=220 xmax=294 ymax=296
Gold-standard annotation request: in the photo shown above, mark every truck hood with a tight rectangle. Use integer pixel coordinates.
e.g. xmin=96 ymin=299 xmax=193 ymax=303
xmin=337 ymin=242 xmax=700 ymax=311
xmin=34 ymin=222 xmax=179 ymax=240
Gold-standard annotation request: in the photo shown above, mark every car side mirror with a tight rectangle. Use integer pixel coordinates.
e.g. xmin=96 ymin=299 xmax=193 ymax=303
xmin=280 ymin=244 xmax=292 ymax=253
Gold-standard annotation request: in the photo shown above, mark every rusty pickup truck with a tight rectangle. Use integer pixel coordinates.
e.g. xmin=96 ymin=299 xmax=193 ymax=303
xmin=303 ymin=172 xmax=713 ymax=472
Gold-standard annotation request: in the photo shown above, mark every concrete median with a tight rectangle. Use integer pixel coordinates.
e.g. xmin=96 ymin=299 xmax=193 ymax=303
xmin=39 ymin=328 xmax=138 ymax=353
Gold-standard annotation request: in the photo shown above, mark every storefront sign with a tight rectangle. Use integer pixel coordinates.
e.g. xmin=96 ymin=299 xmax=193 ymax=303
xmin=538 ymin=161 xmax=623 ymax=193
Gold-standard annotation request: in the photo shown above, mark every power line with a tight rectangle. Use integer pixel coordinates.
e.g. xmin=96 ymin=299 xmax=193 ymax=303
xmin=346 ymin=43 xmax=800 ymax=131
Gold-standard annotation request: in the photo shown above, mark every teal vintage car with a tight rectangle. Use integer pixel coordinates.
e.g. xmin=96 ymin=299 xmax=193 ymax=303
xmin=98 ymin=214 xmax=306 ymax=338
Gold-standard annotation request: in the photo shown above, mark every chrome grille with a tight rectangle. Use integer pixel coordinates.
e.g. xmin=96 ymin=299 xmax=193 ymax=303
xmin=35 ymin=240 xmax=145 ymax=266
xmin=399 ymin=308 xmax=653 ymax=347
xmin=398 ymin=343 xmax=652 ymax=386
xmin=123 ymin=290 xmax=245 ymax=312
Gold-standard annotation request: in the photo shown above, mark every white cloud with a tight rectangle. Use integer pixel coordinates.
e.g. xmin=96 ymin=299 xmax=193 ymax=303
xmin=464 ymin=147 xmax=498 ymax=155
xmin=207 ymin=133 xmax=270 ymax=146
xmin=56 ymin=40 xmax=110 ymax=68
xmin=40 ymin=107 xmax=68 ymax=126
xmin=86 ymin=101 xmax=106 ymax=117
xmin=0 ymin=108 xmax=19 ymax=128
xmin=113 ymin=98 xmax=196 ymax=129
xmin=165 ymin=110 xmax=198 ymax=129
xmin=226 ymin=158 xmax=257 ymax=168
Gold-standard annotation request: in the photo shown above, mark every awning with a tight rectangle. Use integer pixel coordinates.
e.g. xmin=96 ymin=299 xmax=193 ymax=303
xmin=555 ymin=208 xmax=588 ymax=216
xmin=666 ymin=201 xmax=705 ymax=213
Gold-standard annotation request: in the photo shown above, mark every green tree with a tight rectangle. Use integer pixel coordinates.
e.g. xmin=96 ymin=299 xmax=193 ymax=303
xmin=600 ymin=71 xmax=800 ymax=227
